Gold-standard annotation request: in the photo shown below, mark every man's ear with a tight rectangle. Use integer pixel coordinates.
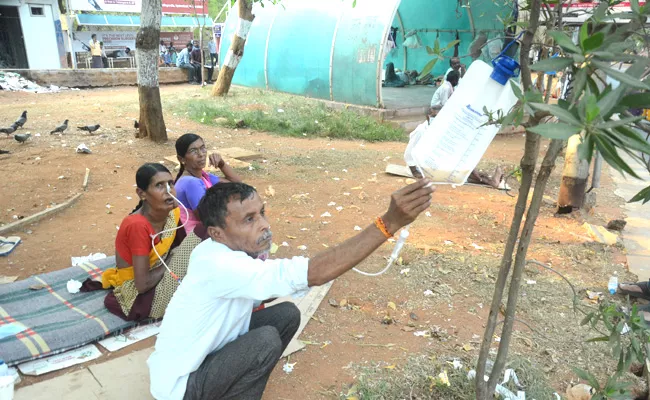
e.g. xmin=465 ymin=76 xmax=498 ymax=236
xmin=207 ymin=226 xmax=224 ymax=241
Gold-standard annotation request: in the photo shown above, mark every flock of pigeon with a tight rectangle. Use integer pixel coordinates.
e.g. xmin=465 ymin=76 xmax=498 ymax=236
xmin=0 ymin=110 xmax=102 ymax=154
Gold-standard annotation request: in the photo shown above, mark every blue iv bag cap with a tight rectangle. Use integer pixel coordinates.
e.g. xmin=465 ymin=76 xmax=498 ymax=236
xmin=491 ymin=55 xmax=520 ymax=85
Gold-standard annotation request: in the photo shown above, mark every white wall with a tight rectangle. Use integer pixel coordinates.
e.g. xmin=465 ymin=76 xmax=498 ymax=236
xmin=0 ymin=0 xmax=62 ymax=69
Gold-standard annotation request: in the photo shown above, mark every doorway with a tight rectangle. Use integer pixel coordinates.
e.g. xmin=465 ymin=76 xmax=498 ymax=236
xmin=0 ymin=6 xmax=29 ymax=68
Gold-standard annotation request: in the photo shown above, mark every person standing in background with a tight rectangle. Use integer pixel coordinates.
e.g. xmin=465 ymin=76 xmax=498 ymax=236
xmin=89 ymin=34 xmax=102 ymax=68
xmin=100 ymin=42 xmax=108 ymax=68
xmin=208 ymin=37 xmax=217 ymax=67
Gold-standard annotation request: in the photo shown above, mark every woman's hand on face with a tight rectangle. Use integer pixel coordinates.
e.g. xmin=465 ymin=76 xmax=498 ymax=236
xmin=208 ymin=153 xmax=225 ymax=169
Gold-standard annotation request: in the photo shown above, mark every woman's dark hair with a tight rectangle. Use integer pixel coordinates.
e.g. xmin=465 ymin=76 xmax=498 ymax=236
xmin=197 ymin=183 xmax=256 ymax=229
xmin=174 ymin=133 xmax=202 ymax=182
xmin=132 ymin=163 xmax=170 ymax=213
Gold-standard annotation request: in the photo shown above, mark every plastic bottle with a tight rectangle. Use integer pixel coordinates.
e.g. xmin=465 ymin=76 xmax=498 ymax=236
xmin=411 ymin=56 xmax=520 ymax=184
xmin=608 ymin=272 xmax=618 ymax=295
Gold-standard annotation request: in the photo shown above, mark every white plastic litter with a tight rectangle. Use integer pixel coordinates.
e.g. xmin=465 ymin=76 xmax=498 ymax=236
xmin=76 ymin=143 xmax=92 ymax=154
xmin=320 ymin=212 xmax=332 ymax=218
xmin=66 ymin=279 xmax=82 ymax=294
xmin=423 ymin=289 xmax=434 ymax=297
xmin=354 ymin=226 xmax=362 ymax=231
xmin=282 ymin=362 xmax=296 ymax=374
xmin=467 ymin=368 xmax=526 ymax=400
xmin=0 ymin=71 xmax=77 ymax=93
xmin=71 ymin=253 xmax=107 ymax=266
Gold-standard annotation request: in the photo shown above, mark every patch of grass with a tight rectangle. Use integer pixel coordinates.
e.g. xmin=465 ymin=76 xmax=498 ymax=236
xmin=342 ymin=355 xmax=557 ymax=400
xmin=176 ymin=88 xmax=406 ymax=142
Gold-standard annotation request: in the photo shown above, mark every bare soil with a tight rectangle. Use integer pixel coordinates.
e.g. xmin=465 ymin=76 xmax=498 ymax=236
xmin=0 ymin=85 xmax=634 ymax=399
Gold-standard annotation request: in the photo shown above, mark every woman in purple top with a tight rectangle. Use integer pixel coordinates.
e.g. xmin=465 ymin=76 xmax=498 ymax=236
xmin=174 ymin=133 xmax=242 ymax=233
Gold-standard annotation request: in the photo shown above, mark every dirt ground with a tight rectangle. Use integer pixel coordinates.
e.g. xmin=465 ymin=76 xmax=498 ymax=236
xmin=0 ymin=85 xmax=634 ymax=398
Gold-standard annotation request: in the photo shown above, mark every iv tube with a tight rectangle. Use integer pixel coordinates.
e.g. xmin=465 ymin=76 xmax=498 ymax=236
xmin=150 ymin=183 xmax=189 ymax=284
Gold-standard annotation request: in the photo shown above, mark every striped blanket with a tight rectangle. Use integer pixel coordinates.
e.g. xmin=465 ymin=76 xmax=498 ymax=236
xmin=0 ymin=257 xmax=141 ymax=366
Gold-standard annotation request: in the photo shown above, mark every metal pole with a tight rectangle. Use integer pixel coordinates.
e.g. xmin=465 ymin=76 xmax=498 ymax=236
xmin=65 ymin=0 xmax=77 ymax=69
xmin=591 ymin=152 xmax=603 ymax=189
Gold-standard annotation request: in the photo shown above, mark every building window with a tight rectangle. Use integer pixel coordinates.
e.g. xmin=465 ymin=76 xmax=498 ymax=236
xmin=30 ymin=6 xmax=45 ymax=16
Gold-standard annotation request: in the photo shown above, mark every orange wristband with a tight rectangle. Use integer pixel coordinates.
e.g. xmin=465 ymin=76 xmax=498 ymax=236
xmin=374 ymin=217 xmax=393 ymax=239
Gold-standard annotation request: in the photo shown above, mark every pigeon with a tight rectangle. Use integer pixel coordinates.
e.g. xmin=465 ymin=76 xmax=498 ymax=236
xmin=0 ymin=124 xmax=17 ymax=135
xmin=50 ymin=119 xmax=69 ymax=134
xmin=0 ymin=150 xmax=9 ymax=155
xmin=14 ymin=133 xmax=30 ymax=144
xmin=134 ymin=120 xmax=139 ymax=129
xmin=77 ymin=124 xmax=101 ymax=133
xmin=14 ymin=111 xmax=27 ymax=128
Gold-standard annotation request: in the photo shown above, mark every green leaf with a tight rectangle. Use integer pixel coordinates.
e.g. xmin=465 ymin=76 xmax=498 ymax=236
xmin=620 ymin=92 xmax=650 ymax=109
xmin=593 ymin=61 xmax=650 ymax=90
xmin=586 ymin=336 xmax=610 ymax=342
xmin=598 ymin=116 xmax=643 ymax=129
xmin=530 ymin=103 xmax=582 ymax=126
xmin=549 ymin=30 xmax=582 ymax=54
xmin=582 ymin=32 xmax=605 ymax=53
xmin=528 ymin=123 xmax=581 ymax=139
xmin=594 ymin=135 xmax=642 ymax=179
xmin=418 ymin=58 xmax=438 ymax=79
xmin=510 ymin=81 xmax=523 ymax=99
xmin=433 ymin=38 xmax=440 ymax=54
xmin=594 ymin=1 xmax=609 ymax=20
xmin=570 ymin=68 xmax=588 ymax=103
xmin=442 ymin=40 xmax=460 ymax=53
xmin=630 ymin=186 xmax=650 ymax=204
xmin=611 ymin=125 xmax=650 ymax=154
xmin=630 ymin=0 xmax=640 ymax=13
xmin=585 ymin=95 xmax=600 ymax=123
xmin=572 ymin=367 xmax=601 ymax=390
xmin=597 ymin=85 xmax=626 ymax=118
xmin=530 ymin=57 xmax=574 ymax=72
xmin=426 ymin=46 xmax=435 ymax=55
xmin=579 ymin=132 xmax=595 ymax=163
xmin=579 ymin=22 xmax=589 ymax=49
xmin=580 ymin=313 xmax=594 ymax=325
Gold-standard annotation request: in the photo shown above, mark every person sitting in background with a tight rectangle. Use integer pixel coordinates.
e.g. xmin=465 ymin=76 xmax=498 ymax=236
xmin=177 ymin=42 xmax=199 ymax=85
xmin=190 ymin=44 xmax=202 ymax=84
xmin=81 ymin=163 xmax=205 ymax=321
xmin=174 ymin=133 xmax=242 ymax=234
xmin=429 ymin=70 xmax=459 ymax=117
xmin=383 ymin=62 xmax=406 ymax=87
xmin=445 ymin=57 xmax=466 ymax=80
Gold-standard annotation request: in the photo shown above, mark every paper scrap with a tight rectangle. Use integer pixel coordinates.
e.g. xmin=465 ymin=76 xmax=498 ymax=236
xmin=97 ymin=322 xmax=161 ymax=352
xmin=18 ymin=344 xmax=102 ymax=376
xmin=67 ymin=279 xmax=82 ymax=294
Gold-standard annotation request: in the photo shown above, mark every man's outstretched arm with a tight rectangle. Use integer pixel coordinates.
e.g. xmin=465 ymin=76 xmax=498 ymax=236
xmin=307 ymin=179 xmax=435 ymax=286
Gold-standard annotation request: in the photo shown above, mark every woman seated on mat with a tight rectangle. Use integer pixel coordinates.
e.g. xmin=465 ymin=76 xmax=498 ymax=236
xmin=90 ymin=163 xmax=207 ymax=321
xmin=174 ymin=133 xmax=242 ymax=233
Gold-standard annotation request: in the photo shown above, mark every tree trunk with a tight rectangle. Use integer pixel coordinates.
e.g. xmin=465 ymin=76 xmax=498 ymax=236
xmin=212 ymin=0 xmax=254 ymax=96
xmin=135 ymin=0 xmax=167 ymax=142
xmin=557 ymin=134 xmax=590 ymax=212
xmin=475 ymin=0 xmax=543 ymax=397
xmin=485 ymin=138 xmax=564 ymax=396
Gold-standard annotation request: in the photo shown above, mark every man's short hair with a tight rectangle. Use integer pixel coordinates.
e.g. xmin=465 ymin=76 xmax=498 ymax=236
xmin=197 ymin=183 xmax=257 ymax=229
xmin=446 ymin=70 xmax=460 ymax=82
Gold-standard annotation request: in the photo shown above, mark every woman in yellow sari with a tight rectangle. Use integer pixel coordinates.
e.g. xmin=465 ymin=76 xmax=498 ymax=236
xmin=100 ymin=163 xmax=204 ymax=321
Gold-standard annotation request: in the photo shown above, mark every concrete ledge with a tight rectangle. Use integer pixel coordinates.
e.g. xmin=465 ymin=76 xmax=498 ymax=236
xmin=0 ymin=67 xmax=200 ymax=88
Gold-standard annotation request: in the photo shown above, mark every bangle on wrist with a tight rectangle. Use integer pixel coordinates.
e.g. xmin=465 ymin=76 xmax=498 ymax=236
xmin=374 ymin=216 xmax=393 ymax=239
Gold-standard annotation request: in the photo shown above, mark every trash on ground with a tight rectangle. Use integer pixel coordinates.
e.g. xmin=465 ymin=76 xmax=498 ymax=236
xmin=71 ymin=253 xmax=107 ymax=266
xmin=282 ymin=362 xmax=296 ymax=374
xmin=76 ymin=143 xmax=92 ymax=154
xmin=605 ymin=219 xmax=626 ymax=232
xmin=0 ymin=71 xmax=78 ymax=93
xmin=566 ymin=383 xmax=595 ymax=400
xmin=66 ymin=279 xmax=82 ymax=294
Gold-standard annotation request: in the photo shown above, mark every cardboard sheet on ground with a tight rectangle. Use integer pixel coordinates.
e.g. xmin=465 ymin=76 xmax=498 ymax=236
xmin=18 ymin=344 xmax=102 ymax=376
xmin=266 ymin=282 xmax=333 ymax=358
xmin=97 ymin=322 xmax=161 ymax=352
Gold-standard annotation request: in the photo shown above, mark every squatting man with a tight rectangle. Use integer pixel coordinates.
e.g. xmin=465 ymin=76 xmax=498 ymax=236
xmin=148 ymin=180 xmax=435 ymax=400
